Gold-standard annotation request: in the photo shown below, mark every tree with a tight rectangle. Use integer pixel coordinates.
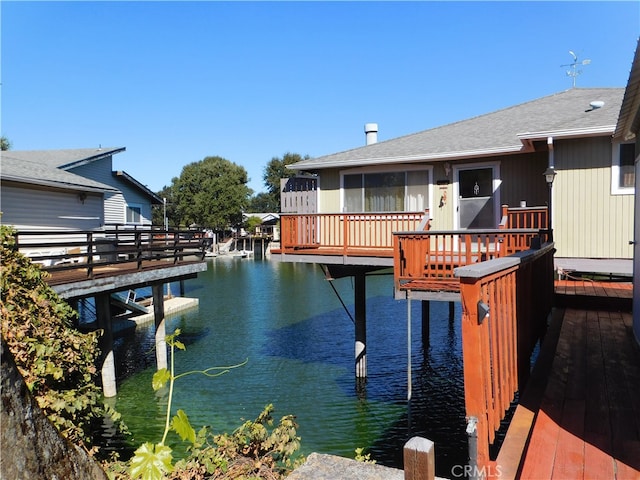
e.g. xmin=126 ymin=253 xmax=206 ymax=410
xmin=173 ymin=156 xmax=252 ymax=231
xmin=262 ymin=152 xmax=309 ymax=211
xmin=1 ymin=136 xmax=12 ymax=151
xmin=247 ymin=192 xmax=279 ymax=213
xmin=152 ymin=185 xmax=180 ymax=228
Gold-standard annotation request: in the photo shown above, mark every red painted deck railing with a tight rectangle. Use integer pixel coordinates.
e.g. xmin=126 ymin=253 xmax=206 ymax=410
xmin=279 ymin=211 xmax=430 ymax=256
xmin=500 ymin=204 xmax=548 ymax=230
xmin=455 ymin=243 xmax=555 ymax=473
xmin=393 ymin=229 xmax=541 ymax=292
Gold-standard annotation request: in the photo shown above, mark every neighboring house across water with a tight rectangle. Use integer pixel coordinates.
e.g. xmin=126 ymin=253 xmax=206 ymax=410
xmin=615 ymin=39 xmax=640 ymax=345
xmin=284 ymin=87 xmax=634 ymax=276
xmin=0 ymin=147 xmax=162 ymax=231
xmin=243 ymin=212 xmax=280 ymax=239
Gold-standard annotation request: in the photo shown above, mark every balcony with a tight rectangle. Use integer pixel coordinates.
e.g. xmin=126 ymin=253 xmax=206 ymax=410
xmin=12 ymin=226 xmax=207 ymax=298
xmin=276 ymin=211 xmax=431 ymax=263
xmin=275 ymin=205 xmax=548 ymax=271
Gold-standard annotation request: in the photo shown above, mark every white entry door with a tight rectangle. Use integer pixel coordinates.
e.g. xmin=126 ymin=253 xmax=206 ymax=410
xmin=455 ymin=165 xmax=500 ymax=229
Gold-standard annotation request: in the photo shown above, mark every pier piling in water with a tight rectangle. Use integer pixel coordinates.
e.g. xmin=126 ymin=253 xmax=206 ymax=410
xmin=152 ymin=284 xmax=167 ymax=371
xmin=354 ymin=272 xmax=367 ymax=379
xmin=96 ymin=293 xmax=117 ymax=398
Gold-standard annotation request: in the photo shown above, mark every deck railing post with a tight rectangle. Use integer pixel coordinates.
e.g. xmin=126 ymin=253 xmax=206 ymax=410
xmin=403 ymin=436 xmax=435 ymax=480
xmin=87 ymin=232 xmax=94 ymax=279
xmin=459 ymin=277 xmax=491 ymax=472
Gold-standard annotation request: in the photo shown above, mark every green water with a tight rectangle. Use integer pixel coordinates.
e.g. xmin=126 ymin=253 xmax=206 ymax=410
xmin=110 ymin=257 xmax=468 ymax=474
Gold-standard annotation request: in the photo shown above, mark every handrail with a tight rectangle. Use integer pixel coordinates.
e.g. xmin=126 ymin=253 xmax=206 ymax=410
xmin=279 ymin=211 xmax=430 ymax=255
xmin=393 ymin=228 xmax=542 ymax=291
xmin=14 ymin=227 xmax=206 ymax=281
xmin=499 ymin=205 xmax=548 ymax=229
xmin=455 ymin=243 xmax=555 ymax=472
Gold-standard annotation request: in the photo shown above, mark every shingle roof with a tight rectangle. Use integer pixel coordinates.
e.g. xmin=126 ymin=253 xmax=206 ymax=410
xmin=291 ymin=88 xmax=624 ymax=170
xmin=615 ymin=39 xmax=640 ymax=140
xmin=1 ymin=148 xmax=123 ymax=192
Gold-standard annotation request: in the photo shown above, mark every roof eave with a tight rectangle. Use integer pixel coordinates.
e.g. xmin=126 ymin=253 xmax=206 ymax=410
xmin=517 ymin=125 xmax=616 ymax=142
xmin=2 ymin=176 xmax=115 ymax=194
xmin=59 ymin=147 xmax=126 ymax=170
xmin=288 ymin=145 xmax=527 ymax=171
xmin=114 ymin=171 xmax=163 ymax=204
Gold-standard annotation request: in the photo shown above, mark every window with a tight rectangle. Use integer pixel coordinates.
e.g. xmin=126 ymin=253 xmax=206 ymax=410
xmin=126 ymin=205 xmax=142 ymax=224
xmin=612 ymin=142 xmax=636 ymax=194
xmin=342 ymin=169 xmax=430 ymax=212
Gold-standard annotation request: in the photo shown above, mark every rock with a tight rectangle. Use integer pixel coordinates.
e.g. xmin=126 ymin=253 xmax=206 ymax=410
xmin=0 ymin=338 xmax=108 ymax=480
xmin=287 ymin=452 xmax=405 ymax=480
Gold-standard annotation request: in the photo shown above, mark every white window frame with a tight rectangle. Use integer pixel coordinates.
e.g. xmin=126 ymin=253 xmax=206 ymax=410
xmin=125 ymin=203 xmax=143 ymax=224
xmin=339 ymin=164 xmax=433 ymax=213
xmin=611 ymin=141 xmax=636 ymax=195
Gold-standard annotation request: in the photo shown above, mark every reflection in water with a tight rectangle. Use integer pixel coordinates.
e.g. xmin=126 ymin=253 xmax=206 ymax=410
xmin=112 ymin=259 xmax=468 ymax=477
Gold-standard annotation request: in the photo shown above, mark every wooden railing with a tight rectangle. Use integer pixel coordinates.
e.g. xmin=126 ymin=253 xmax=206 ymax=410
xmin=14 ymin=227 xmax=205 ymax=281
xmin=455 ymin=243 xmax=555 ymax=474
xmin=279 ymin=211 xmax=430 ymax=256
xmin=500 ymin=205 xmax=548 ymax=229
xmin=393 ymin=229 xmax=542 ymax=292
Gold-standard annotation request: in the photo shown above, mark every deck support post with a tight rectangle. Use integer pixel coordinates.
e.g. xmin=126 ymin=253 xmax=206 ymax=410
xmin=408 ymin=294 xmax=413 ymax=405
xmin=449 ymin=301 xmax=455 ymax=323
xmin=153 ymin=283 xmax=167 ymax=371
xmin=421 ymin=300 xmax=430 ymax=346
xmin=95 ymin=293 xmax=117 ymax=398
xmin=354 ymin=272 xmax=367 ymax=380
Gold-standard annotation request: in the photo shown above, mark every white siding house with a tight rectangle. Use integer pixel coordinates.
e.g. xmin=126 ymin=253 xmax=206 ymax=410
xmin=0 ymin=147 xmax=162 ymax=231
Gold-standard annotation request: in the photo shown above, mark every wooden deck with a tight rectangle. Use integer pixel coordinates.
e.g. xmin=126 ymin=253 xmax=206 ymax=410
xmin=555 ymin=278 xmax=633 ymax=311
xmin=497 ymin=280 xmax=639 ymax=479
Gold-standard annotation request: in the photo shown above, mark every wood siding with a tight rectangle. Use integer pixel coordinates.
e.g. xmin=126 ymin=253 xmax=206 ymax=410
xmin=71 ymin=156 xmax=153 ymax=225
xmin=555 ymin=137 xmax=633 ymax=259
xmin=498 ymin=151 xmax=548 ymax=207
xmin=317 ymin=169 xmax=340 ymax=212
xmin=0 ymin=183 xmax=103 ymax=230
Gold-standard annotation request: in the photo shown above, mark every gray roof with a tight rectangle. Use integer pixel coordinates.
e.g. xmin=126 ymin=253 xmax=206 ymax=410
xmin=1 ymin=147 xmax=124 ymax=192
xmin=615 ymin=39 xmax=640 ymax=141
xmin=291 ymin=88 xmax=624 ymax=170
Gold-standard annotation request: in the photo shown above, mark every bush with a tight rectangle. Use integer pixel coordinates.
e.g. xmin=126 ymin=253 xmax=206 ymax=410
xmin=0 ymin=226 xmax=127 ymax=458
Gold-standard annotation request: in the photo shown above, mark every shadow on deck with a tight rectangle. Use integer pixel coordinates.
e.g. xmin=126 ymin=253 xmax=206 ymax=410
xmin=497 ymin=280 xmax=639 ymax=479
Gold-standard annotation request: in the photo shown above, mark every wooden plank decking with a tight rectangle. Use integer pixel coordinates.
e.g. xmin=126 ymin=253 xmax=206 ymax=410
xmin=498 ymin=280 xmax=639 ymax=479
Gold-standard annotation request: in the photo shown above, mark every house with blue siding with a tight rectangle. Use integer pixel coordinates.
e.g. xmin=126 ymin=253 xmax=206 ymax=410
xmin=0 ymin=147 xmax=162 ymax=231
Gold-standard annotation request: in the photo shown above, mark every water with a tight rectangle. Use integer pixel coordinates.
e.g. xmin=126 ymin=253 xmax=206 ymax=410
xmin=110 ymin=257 xmax=468 ymax=477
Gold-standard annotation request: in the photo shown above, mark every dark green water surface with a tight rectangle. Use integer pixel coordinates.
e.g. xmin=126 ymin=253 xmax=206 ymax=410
xmin=111 ymin=257 xmax=468 ymax=476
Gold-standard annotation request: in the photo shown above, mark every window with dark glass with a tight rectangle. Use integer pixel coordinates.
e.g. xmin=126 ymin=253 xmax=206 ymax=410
xmin=126 ymin=205 xmax=142 ymax=223
xmin=620 ymin=143 xmax=635 ymax=188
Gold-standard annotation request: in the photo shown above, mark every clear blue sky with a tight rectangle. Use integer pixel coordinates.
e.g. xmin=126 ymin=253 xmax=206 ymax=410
xmin=2 ymin=1 xmax=638 ymax=194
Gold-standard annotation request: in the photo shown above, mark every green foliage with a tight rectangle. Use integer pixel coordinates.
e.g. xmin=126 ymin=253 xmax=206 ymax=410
xmin=130 ymin=442 xmax=174 ymax=480
xmin=0 ymin=225 xmax=129 ymax=458
xmin=173 ymin=405 xmax=303 ymax=480
xmin=173 ymin=156 xmax=252 ymax=230
xmin=0 ymin=135 xmax=11 ymax=150
xmin=354 ymin=447 xmax=376 ymax=464
xmin=263 ymin=152 xmax=309 ymax=197
xmin=261 ymin=152 xmax=310 ymax=212
xmin=152 ymin=185 xmax=180 ymax=228
xmin=247 ymin=192 xmax=279 ymax=213
xmin=105 ymin=330 xmax=300 ymax=480
xmin=243 ymin=215 xmax=264 ymax=235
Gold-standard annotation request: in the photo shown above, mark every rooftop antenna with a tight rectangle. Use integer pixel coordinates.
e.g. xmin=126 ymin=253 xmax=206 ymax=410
xmin=561 ymin=50 xmax=591 ymax=88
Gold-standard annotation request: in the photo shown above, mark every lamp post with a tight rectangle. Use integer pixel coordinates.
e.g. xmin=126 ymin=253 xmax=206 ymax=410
xmin=543 ymin=167 xmax=557 ymax=241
